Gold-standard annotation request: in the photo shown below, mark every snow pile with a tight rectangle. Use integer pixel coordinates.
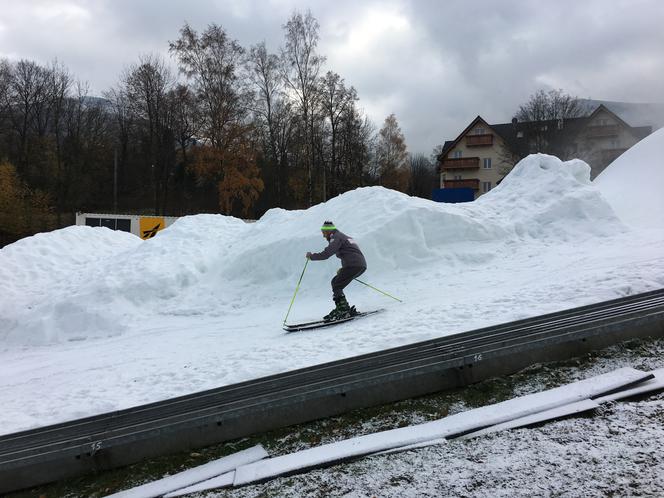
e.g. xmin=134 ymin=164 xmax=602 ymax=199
xmin=0 ymin=226 xmax=139 ymax=307
xmin=89 ymin=214 xmax=250 ymax=305
xmin=240 ymin=154 xmax=618 ymax=283
xmin=594 ymin=127 xmax=664 ymax=229
xmin=1 ymin=140 xmax=663 ymax=434
xmin=0 ymin=154 xmax=625 ymax=346
xmin=478 ymin=154 xmax=623 ymax=240
xmin=0 ymin=226 xmax=141 ymax=342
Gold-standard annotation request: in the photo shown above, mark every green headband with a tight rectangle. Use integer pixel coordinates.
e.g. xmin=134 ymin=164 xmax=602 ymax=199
xmin=321 ymin=224 xmax=336 ymax=231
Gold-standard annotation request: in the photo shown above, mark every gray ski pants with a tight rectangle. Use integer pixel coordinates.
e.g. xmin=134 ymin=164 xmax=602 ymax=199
xmin=331 ymin=266 xmax=366 ymax=298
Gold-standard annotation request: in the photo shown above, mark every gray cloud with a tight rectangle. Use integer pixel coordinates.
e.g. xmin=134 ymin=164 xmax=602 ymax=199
xmin=1 ymin=0 xmax=662 ymax=154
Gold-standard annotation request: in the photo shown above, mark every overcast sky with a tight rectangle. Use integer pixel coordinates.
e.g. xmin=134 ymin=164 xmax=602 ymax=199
xmin=1 ymin=0 xmax=663 ymax=154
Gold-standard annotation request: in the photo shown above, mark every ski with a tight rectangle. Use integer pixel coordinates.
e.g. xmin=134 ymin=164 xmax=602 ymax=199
xmin=283 ymin=309 xmax=385 ymax=332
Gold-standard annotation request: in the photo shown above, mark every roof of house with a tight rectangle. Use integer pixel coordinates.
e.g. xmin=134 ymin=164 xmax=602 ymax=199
xmin=439 ymin=115 xmax=491 ymax=158
xmin=579 ymin=98 xmax=664 ymax=130
xmin=438 ymin=104 xmax=652 ymax=162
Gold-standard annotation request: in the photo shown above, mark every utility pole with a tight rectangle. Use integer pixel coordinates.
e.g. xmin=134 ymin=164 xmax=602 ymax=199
xmin=152 ymin=164 xmax=157 ymax=215
xmin=113 ymin=148 xmax=118 ymax=213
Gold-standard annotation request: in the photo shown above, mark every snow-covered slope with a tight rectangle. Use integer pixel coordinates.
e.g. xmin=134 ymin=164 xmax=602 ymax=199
xmin=1 ymin=154 xmax=622 ymax=346
xmin=594 ymin=127 xmax=664 ymax=229
xmin=0 ymin=148 xmax=663 ymax=434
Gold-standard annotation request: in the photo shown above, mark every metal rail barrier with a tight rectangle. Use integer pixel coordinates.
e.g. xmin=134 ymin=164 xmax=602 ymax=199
xmin=1 ymin=289 xmax=664 ymax=493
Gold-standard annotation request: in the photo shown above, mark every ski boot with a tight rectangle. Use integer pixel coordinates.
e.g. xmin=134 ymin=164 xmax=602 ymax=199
xmin=324 ymin=295 xmax=352 ymax=321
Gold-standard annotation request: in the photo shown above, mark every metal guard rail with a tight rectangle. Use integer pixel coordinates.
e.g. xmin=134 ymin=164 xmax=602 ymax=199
xmin=1 ymin=289 xmax=664 ymax=493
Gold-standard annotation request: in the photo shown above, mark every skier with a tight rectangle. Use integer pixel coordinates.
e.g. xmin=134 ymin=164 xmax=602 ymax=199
xmin=306 ymin=221 xmax=367 ymax=321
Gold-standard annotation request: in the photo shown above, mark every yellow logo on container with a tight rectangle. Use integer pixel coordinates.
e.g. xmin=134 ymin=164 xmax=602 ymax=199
xmin=140 ymin=217 xmax=165 ymax=239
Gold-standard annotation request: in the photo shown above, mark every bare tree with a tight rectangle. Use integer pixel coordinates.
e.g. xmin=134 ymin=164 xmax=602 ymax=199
xmin=430 ymin=144 xmax=443 ymax=166
xmin=122 ymin=54 xmax=176 ymax=214
xmin=354 ymin=113 xmax=376 ymax=186
xmin=170 ymin=23 xmax=264 ymax=217
xmin=515 ymin=88 xmax=583 ymax=157
xmin=0 ymin=13 xmax=393 ymax=238
xmin=248 ymin=42 xmax=281 ymax=160
xmin=169 ymin=23 xmax=249 ymax=149
xmin=104 ymin=85 xmax=133 ymax=210
xmin=247 ymin=41 xmax=291 ymax=206
xmin=1 ymin=59 xmax=118 ymax=229
xmin=281 ymin=10 xmax=326 ymax=206
xmin=320 ymin=71 xmax=357 ymax=199
xmin=58 ymin=82 xmax=112 ymax=216
xmin=169 ymin=83 xmax=198 ymax=214
xmin=0 ymin=58 xmax=10 ymax=108
xmin=409 ymin=153 xmax=436 ymax=199
xmin=271 ymin=98 xmax=296 ymax=203
xmin=49 ymin=62 xmax=73 ymax=224
xmin=4 ymin=60 xmax=54 ymax=179
xmin=516 ymin=88 xmax=582 ymax=122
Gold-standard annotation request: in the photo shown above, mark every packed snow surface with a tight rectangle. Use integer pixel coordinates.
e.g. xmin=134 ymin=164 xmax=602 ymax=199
xmin=594 ymin=127 xmax=664 ymax=229
xmin=1 ymin=144 xmax=664 ymax=434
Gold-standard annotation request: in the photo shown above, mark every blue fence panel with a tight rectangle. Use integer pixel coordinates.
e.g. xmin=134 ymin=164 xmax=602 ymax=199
xmin=432 ymin=188 xmax=474 ymax=203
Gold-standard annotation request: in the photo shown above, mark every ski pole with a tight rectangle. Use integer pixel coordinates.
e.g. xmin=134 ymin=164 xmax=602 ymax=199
xmin=354 ymin=278 xmax=403 ymax=302
xmin=284 ymin=258 xmax=309 ymax=325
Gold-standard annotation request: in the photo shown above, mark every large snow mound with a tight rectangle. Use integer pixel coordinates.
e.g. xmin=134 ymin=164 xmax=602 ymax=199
xmin=0 ymin=154 xmax=622 ymax=346
xmin=0 ymin=226 xmax=141 ymax=341
xmin=477 ymin=153 xmax=621 ymax=240
xmin=594 ymin=127 xmax=664 ymax=229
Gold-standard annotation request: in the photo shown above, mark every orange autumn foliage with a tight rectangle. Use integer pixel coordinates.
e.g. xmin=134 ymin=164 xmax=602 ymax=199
xmin=191 ymin=139 xmax=264 ymax=217
xmin=0 ymin=161 xmax=54 ymax=245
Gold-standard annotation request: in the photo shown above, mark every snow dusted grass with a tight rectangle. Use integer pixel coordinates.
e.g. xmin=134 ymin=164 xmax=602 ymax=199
xmin=290 ymin=399 xmax=664 ymax=498
xmin=14 ymin=337 xmax=664 ymax=498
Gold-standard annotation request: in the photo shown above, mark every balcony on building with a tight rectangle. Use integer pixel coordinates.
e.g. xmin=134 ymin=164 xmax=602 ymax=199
xmin=441 ymin=157 xmax=480 ymax=170
xmin=585 ymin=124 xmax=620 ymax=138
xmin=443 ymin=178 xmax=480 ymax=190
xmin=465 ymin=134 xmax=494 ymax=147
xmin=601 ymin=148 xmax=628 ymax=162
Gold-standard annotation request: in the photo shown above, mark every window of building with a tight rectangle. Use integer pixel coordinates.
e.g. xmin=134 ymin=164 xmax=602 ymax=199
xmin=483 ymin=158 xmax=492 ymax=169
xmin=101 ymin=218 xmax=116 ymax=230
xmin=85 ymin=217 xmax=131 ymax=233
xmin=483 ymin=181 xmax=492 ymax=192
xmin=116 ymin=219 xmax=131 ymax=232
xmin=453 ymin=150 xmax=462 ymax=158
xmin=516 ymin=131 xmax=524 ymax=138
xmin=454 ymin=175 xmax=463 ymax=180
xmin=474 ymin=127 xmax=486 ymax=135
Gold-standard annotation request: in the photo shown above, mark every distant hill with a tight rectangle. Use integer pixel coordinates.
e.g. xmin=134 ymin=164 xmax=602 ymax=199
xmin=579 ymin=99 xmax=664 ymax=131
xmin=82 ymin=95 xmax=112 ymax=108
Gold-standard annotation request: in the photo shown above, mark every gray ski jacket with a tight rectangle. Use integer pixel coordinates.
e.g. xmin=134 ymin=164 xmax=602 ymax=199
xmin=309 ymin=230 xmax=367 ymax=268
